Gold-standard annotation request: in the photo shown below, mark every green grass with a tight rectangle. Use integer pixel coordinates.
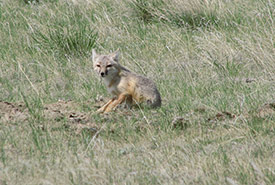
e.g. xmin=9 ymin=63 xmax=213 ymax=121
xmin=0 ymin=0 xmax=274 ymax=184
xmin=30 ymin=5 xmax=98 ymax=57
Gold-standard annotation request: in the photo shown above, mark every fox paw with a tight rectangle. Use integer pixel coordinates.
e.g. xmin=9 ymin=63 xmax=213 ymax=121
xmin=96 ymin=108 xmax=105 ymax=113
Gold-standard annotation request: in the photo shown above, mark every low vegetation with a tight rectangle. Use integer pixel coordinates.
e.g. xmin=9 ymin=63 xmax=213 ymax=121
xmin=0 ymin=0 xmax=274 ymax=184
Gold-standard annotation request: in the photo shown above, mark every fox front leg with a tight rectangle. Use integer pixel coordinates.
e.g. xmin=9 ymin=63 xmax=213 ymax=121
xmin=103 ymin=94 xmax=127 ymax=113
xmin=96 ymin=97 xmax=116 ymax=113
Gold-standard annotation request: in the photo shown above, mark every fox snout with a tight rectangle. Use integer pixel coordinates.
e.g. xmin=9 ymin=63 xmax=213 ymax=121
xmin=100 ymin=70 xmax=108 ymax=77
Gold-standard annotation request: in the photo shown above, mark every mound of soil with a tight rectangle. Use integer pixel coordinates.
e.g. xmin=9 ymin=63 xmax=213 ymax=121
xmin=257 ymin=103 xmax=275 ymax=118
xmin=0 ymin=101 xmax=28 ymax=122
xmin=0 ymin=100 xmax=98 ymax=133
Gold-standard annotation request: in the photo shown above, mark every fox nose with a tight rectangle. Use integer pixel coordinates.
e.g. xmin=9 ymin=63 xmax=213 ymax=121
xmin=101 ymin=72 xmax=105 ymax=77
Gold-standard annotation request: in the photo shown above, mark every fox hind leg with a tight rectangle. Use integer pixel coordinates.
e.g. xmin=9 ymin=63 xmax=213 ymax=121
xmin=125 ymin=95 xmax=133 ymax=109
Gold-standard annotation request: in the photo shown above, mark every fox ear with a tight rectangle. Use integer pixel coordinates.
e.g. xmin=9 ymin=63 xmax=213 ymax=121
xmin=110 ymin=49 xmax=120 ymax=62
xmin=92 ymin=49 xmax=97 ymax=62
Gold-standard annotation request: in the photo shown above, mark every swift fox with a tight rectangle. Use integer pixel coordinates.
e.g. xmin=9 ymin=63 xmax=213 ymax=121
xmin=92 ymin=49 xmax=161 ymax=113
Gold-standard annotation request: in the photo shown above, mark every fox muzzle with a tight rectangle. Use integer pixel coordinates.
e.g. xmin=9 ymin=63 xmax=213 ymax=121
xmin=100 ymin=71 xmax=108 ymax=77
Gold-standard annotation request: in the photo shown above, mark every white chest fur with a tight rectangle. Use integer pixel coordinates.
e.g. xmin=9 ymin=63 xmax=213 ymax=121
xmin=102 ymin=76 xmax=119 ymax=96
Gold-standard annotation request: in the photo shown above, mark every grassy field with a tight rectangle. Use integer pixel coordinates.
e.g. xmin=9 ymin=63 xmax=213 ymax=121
xmin=0 ymin=0 xmax=274 ymax=184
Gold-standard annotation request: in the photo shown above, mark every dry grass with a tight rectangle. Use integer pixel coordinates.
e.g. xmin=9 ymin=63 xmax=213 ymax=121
xmin=0 ymin=0 xmax=274 ymax=184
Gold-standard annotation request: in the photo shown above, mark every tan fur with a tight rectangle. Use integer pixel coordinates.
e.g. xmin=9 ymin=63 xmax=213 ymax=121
xmin=92 ymin=49 xmax=161 ymax=113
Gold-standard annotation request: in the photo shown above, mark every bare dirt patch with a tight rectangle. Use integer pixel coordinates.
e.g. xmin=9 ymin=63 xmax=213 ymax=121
xmin=44 ymin=100 xmax=99 ymax=133
xmin=0 ymin=101 xmax=28 ymax=123
xmin=0 ymin=100 xmax=99 ymax=133
xmin=257 ymin=102 xmax=275 ymax=118
xmin=207 ymin=111 xmax=236 ymax=122
xmin=0 ymin=98 xmax=145 ymax=134
xmin=44 ymin=100 xmax=87 ymax=122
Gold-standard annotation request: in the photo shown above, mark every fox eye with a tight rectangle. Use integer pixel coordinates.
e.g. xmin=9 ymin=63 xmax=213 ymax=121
xmin=96 ymin=64 xmax=100 ymax=67
xmin=106 ymin=65 xmax=113 ymax=68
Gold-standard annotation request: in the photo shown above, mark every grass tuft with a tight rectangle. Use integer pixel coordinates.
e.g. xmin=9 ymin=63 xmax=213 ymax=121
xmin=31 ymin=6 xmax=97 ymax=57
xmin=0 ymin=0 xmax=274 ymax=184
xmin=32 ymin=24 xmax=97 ymax=57
xmin=32 ymin=26 xmax=97 ymax=57
xmin=24 ymin=0 xmax=58 ymax=5
xmin=168 ymin=11 xmax=219 ymax=29
xmin=131 ymin=0 xmax=236 ymax=30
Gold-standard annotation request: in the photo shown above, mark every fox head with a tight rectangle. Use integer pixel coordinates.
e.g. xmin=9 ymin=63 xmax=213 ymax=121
xmin=92 ymin=49 xmax=120 ymax=78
